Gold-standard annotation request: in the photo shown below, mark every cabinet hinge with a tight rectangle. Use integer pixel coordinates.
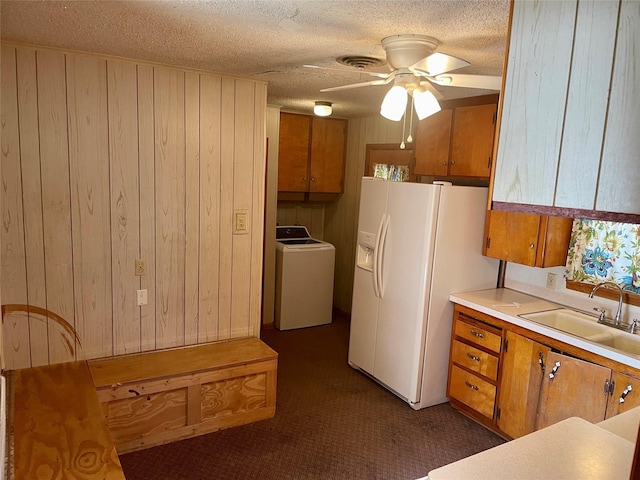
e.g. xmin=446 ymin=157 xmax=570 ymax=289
xmin=504 ymin=339 xmax=508 ymax=352
xmin=604 ymin=379 xmax=615 ymax=395
xmin=496 ymin=407 xmax=501 ymax=420
xmin=487 ymin=156 xmax=492 ymax=170
xmin=485 ymin=237 xmax=491 ymax=250
xmin=492 ymin=112 xmax=497 ymax=124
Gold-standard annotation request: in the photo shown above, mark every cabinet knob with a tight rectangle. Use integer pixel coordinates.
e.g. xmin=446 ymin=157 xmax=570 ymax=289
xmin=311 ymin=177 xmax=316 ymax=182
xmin=442 ymin=161 xmax=447 ymax=166
xmin=450 ymin=160 xmax=456 ymax=165
xmin=303 ymin=177 xmax=308 ymax=181
xmin=529 ymin=243 xmax=535 ymax=249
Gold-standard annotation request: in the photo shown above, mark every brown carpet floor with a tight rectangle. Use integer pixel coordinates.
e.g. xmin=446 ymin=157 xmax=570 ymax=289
xmin=120 ymin=315 xmax=504 ymax=479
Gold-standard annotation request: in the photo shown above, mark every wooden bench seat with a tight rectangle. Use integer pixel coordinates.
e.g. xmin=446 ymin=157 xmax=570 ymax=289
xmin=11 ymin=361 xmax=125 ymax=479
xmin=88 ymin=337 xmax=278 ymax=454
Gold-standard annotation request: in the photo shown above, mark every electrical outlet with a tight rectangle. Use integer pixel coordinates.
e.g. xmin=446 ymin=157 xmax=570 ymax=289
xmin=546 ymin=272 xmax=557 ymax=289
xmin=135 ymin=259 xmax=147 ymax=276
xmin=136 ymin=289 xmax=148 ymax=306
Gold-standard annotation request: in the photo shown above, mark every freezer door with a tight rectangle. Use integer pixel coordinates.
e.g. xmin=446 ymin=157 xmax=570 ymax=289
xmin=373 ymin=182 xmax=440 ymax=403
xmin=348 ymin=178 xmax=389 ymax=374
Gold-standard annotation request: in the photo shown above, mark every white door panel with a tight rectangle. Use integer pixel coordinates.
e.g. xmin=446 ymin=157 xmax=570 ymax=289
xmin=373 ymin=182 xmax=439 ymax=402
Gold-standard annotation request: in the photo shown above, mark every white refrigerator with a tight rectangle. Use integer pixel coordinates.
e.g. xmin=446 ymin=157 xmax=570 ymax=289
xmin=348 ymin=178 xmax=499 ymax=410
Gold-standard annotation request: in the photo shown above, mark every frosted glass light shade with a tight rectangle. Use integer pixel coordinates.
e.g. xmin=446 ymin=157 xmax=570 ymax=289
xmin=380 ymin=86 xmax=408 ymax=121
xmin=413 ymin=89 xmax=441 ymax=120
xmin=314 ymin=101 xmax=332 ymax=117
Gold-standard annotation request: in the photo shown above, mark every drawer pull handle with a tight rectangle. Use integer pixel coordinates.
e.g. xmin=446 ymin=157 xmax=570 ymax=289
xmin=470 ymin=329 xmax=484 ymax=338
xmin=465 ymin=381 xmax=479 ymax=391
xmin=466 ymin=353 xmax=480 ymax=362
xmin=620 ymin=385 xmax=633 ymax=403
xmin=549 ymin=361 xmax=561 ymax=379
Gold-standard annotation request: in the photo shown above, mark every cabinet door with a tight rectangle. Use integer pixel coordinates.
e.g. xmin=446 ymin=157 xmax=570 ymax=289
xmin=484 ymin=210 xmax=541 ymax=266
xmin=536 ymin=351 xmax=611 ymax=430
xmin=483 ymin=210 xmax=571 ymax=267
xmin=492 ymin=0 xmax=576 ymax=205
xmin=497 ymin=331 xmax=550 ymax=439
xmin=605 ymin=372 xmax=640 ymax=419
xmin=278 ymin=112 xmax=310 ymax=192
xmin=310 ymin=117 xmax=346 ymax=193
xmin=450 ymin=103 xmax=496 ymax=178
xmin=414 ymin=109 xmax=452 ymax=176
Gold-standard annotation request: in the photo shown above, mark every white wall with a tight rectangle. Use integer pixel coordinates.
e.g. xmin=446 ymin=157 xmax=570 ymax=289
xmin=505 ymin=263 xmax=640 ymax=322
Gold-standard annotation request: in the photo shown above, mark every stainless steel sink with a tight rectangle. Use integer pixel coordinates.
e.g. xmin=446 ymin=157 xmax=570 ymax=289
xmin=520 ymin=309 xmax=606 ymax=337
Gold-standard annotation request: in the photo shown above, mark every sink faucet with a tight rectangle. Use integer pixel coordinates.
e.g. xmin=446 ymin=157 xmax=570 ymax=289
xmin=589 ymin=281 xmax=624 ymax=326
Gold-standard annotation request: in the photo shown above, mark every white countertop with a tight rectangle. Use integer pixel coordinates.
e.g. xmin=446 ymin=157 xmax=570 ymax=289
xmin=426 ymin=416 xmax=635 ymax=480
xmin=450 ymin=288 xmax=640 ymax=370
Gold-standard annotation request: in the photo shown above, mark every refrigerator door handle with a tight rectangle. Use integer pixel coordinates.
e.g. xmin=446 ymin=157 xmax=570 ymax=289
xmin=372 ymin=215 xmax=385 ymax=298
xmin=377 ymin=214 xmax=390 ymax=298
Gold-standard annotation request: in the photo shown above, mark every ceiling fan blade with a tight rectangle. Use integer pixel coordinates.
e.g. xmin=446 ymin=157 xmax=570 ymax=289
xmin=303 ymin=64 xmax=389 ymax=79
xmin=409 ymin=52 xmax=470 ymax=77
xmin=320 ymin=76 xmax=393 ymax=93
xmin=430 ymin=74 xmax=502 ymax=90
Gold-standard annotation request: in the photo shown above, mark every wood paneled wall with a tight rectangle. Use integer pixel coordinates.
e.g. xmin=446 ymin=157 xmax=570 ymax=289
xmin=325 ymin=117 xmax=411 ymax=314
xmin=1 ymin=45 xmax=267 ymax=369
xmin=276 ymin=205 xmax=326 ymax=240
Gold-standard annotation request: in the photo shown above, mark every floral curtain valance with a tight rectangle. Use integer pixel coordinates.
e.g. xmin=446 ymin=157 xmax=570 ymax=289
xmin=566 ymin=219 xmax=640 ymax=294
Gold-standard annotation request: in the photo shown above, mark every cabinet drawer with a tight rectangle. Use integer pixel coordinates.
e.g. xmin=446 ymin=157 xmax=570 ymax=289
xmin=451 ymin=340 xmax=499 ymax=381
xmin=449 ymin=365 xmax=496 ymax=419
xmin=454 ymin=318 xmax=502 ymax=353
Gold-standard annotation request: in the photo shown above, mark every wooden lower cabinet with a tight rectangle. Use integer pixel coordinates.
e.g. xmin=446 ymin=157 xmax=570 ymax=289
xmin=536 ymin=351 xmax=612 ymax=430
xmin=448 ymin=304 xmax=640 ymax=440
xmin=449 ymin=365 xmax=496 ymax=419
xmin=606 ymin=372 xmax=640 ymax=419
xmin=497 ymin=331 xmax=550 ymax=438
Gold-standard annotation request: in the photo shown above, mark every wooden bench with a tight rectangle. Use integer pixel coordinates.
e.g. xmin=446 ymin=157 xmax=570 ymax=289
xmin=11 ymin=361 xmax=125 ymax=479
xmin=89 ymin=337 xmax=278 ymax=454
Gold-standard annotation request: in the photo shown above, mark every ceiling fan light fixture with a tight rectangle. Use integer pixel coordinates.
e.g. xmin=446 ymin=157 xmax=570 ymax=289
xmin=380 ymin=85 xmax=408 ymax=121
xmin=314 ymin=101 xmax=333 ymax=117
xmin=413 ymin=88 xmax=441 ymax=120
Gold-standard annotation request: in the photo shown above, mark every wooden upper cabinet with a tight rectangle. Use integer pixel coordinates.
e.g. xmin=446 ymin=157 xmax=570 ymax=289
xmin=493 ymin=0 xmax=639 ymax=216
xmin=450 ymin=103 xmax=496 ymax=178
xmin=278 ymin=112 xmax=311 ymax=192
xmin=277 ymin=112 xmax=347 ymax=193
xmin=414 ymin=109 xmax=452 ymax=176
xmin=310 ymin=117 xmax=347 ymax=193
xmin=414 ymin=101 xmax=497 ymax=178
xmin=483 ymin=210 xmax=572 ymax=267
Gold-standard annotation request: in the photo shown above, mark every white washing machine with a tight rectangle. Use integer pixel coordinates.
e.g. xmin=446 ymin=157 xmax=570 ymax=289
xmin=275 ymin=226 xmax=335 ymax=330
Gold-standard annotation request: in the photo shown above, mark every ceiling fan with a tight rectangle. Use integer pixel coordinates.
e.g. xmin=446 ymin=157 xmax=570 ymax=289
xmin=306 ymin=34 xmax=502 ymax=121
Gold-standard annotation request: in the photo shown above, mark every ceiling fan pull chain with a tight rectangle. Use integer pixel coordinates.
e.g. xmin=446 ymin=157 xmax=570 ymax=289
xmin=400 ymin=103 xmax=407 ymax=149
xmin=407 ymin=100 xmax=415 ymax=143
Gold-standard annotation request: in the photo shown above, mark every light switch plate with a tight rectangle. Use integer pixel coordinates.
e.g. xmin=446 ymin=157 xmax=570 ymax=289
xmin=233 ymin=210 xmax=249 ymax=234
xmin=136 ymin=289 xmax=148 ymax=306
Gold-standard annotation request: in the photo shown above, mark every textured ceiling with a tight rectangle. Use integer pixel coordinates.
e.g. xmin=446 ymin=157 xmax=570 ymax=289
xmin=0 ymin=0 xmax=510 ymax=118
